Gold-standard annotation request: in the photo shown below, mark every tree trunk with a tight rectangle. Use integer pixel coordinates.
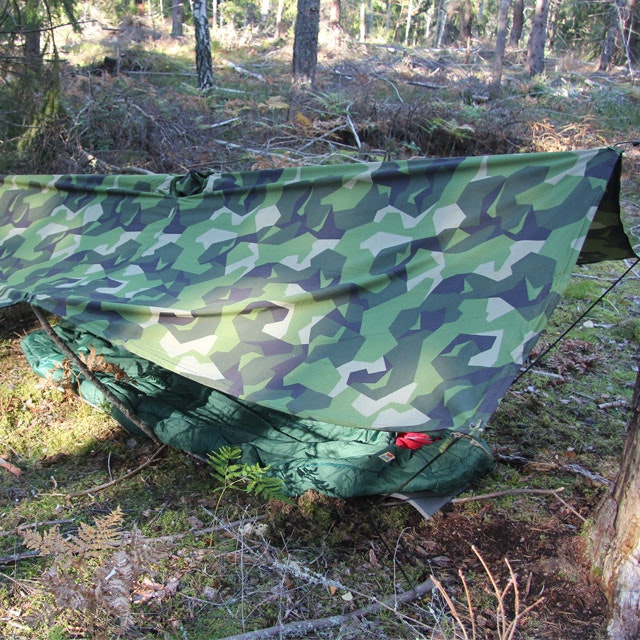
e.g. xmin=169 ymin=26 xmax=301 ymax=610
xmin=171 ymin=0 xmax=184 ymax=38
xmin=526 ymin=0 xmax=548 ymax=76
xmin=290 ymin=0 xmax=319 ymax=119
xmin=404 ymin=0 xmax=413 ymax=44
xmin=328 ymin=0 xmax=342 ymax=43
xmin=259 ymin=0 xmax=270 ymax=30
xmin=275 ymin=0 xmax=286 ymax=37
xmin=589 ymin=368 xmax=640 ymax=640
xmin=23 ymin=0 xmax=42 ymax=72
xmin=599 ymin=3 xmax=620 ymax=71
xmin=292 ymin=0 xmax=319 ymax=88
xmin=460 ymin=0 xmax=472 ymax=61
xmin=359 ymin=0 xmax=367 ymax=42
xmin=490 ymin=0 xmax=510 ymax=95
xmin=509 ymin=0 xmax=524 ymax=47
xmin=193 ymin=0 xmax=214 ymax=89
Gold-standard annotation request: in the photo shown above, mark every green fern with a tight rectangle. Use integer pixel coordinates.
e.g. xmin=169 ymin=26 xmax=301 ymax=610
xmin=207 ymin=446 xmax=287 ymax=501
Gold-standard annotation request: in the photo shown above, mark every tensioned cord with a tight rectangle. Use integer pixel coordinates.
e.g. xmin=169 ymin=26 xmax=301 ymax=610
xmin=513 ymin=257 xmax=640 ymax=384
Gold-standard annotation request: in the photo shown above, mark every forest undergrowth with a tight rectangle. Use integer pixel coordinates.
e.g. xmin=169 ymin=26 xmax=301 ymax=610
xmin=1 ymin=12 xmax=640 ymax=640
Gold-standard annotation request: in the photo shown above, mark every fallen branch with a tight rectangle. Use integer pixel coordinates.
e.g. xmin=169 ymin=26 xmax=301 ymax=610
xmin=497 ymin=453 xmax=613 ymax=487
xmin=597 ymin=399 xmax=628 ymax=409
xmin=217 ymin=577 xmax=434 ymax=640
xmin=63 ymin=444 xmax=167 ymax=498
xmin=221 ymin=58 xmax=266 ymax=82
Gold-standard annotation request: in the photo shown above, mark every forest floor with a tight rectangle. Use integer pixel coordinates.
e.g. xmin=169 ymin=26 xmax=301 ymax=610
xmin=1 ymin=14 xmax=640 ymax=640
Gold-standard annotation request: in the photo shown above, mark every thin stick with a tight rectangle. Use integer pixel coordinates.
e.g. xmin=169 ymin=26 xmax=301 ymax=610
xmin=452 ymin=487 xmax=565 ymax=504
xmin=30 ymin=306 xmax=160 ymax=444
xmin=432 ymin=576 xmax=470 ymax=640
xmin=0 ymin=550 xmax=40 ymax=566
xmin=0 ymin=518 xmax=75 ymax=538
xmin=62 ymin=444 xmax=167 ymax=498
xmin=217 ymin=578 xmax=434 ymax=640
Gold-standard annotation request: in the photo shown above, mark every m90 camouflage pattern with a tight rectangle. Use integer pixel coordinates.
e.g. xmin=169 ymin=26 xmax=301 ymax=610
xmin=0 ymin=148 xmax=635 ymax=434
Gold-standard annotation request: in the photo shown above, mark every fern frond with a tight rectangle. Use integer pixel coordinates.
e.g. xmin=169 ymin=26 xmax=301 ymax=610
xmin=22 ymin=527 xmax=67 ymax=557
xmin=207 ymin=448 xmax=287 ymax=500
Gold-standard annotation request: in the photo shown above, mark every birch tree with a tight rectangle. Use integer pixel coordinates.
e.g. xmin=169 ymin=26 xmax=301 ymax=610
xmin=193 ymin=0 xmax=214 ymax=89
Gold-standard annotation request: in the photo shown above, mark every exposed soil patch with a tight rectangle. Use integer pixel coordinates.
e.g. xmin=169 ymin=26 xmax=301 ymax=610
xmin=408 ymin=509 xmax=608 ymax=639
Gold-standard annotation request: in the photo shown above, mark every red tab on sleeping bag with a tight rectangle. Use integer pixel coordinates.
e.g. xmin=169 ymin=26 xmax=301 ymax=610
xmin=395 ymin=432 xmax=434 ymax=450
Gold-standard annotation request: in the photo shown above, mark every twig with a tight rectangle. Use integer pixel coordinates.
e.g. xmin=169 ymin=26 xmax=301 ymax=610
xmin=407 ymin=81 xmax=443 ymax=89
xmin=134 ymin=515 xmax=268 ymax=544
xmin=372 ymin=72 xmax=403 ymax=103
xmin=529 ymin=369 xmax=565 ymax=381
xmin=62 ymin=444 xmax=167 ymax=498
xmin=452 ymin=487 xmax=565 ymax=504
xmin=217 ymin=578 xmax=434 ymax=640
xmin=198 ymin=117 xmax=242 ymax=129
xmin=30 ymin=305 xmax=160 ymax=444
xmin=549 ymin=491 xmax=586 ymax=523
xmin=0 ymin=550 xmax=40 ymax=566
xmin=345 ymin=103 xmax=361 ymax=149
xmin=0 ymin=518 xmax=75 ymax=538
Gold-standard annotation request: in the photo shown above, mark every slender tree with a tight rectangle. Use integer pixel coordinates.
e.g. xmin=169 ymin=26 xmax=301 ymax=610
xmin=259 ymin=0 xmax=270 ymax=30
xmin=193 ymin=0 xmax=214 ymax=89
xmin=527 ymin=0 xmax=549 ymax=75
xmin=589 ymin=367 xmax=640 ymax=640
xmin=490 ymin=0 xmax=511 ymax=95
xmin=275 ymin=0 xmax=286 ymax=37
xmin=171 ymin=0 xmax=184 ymax=38
xmin=599 ymin=0 xmax=638 ymax=72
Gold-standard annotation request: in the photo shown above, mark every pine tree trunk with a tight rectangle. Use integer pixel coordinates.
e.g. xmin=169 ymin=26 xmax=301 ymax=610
xmin=193 ymin=0 xmax=214 ymax=90
xmin=292 ymin=0 xmax=320 ymax=88
xmin=589 ymin=367 xmax=640 ymax=640
xmin=509 ymin=0 xmax=524 ymax=47
xmin=526 ymin=0 xmax=548 ymax=76
xmin=171 ymin=0 xmax=184 ymax=38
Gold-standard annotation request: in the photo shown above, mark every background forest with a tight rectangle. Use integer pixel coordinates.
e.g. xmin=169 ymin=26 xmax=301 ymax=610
xmin=1 ymin=0 xmax=640 ymax=639
xmin=0 ymin=0 xmax=638 ymax=175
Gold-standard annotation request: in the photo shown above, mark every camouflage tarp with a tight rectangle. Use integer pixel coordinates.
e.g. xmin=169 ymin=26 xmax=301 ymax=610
xmin=0 ymin=148 xmax=636 ymax=436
